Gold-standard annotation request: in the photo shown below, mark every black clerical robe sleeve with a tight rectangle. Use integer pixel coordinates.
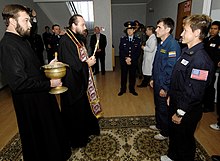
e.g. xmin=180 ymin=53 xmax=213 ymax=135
xmin=58 ymin=35 xmax=89 ymax=105
xmin=0 ymin=41 xmax=50 ymax=93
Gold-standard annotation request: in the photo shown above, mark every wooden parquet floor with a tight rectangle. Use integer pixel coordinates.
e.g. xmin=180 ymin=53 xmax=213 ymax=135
xmin=0 ymin=58 xmax=220 ymax=156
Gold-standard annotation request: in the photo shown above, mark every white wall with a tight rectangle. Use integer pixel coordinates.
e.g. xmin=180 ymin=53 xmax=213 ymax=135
xmin=93 ymin=0 xmax=113 ymax=71
xmin=191 ymin=0 xmax=204 ymax=15
xmin=0 ymin=0 xmax=53 ymax=37
xmin=211 ymin=0 xmax=220 ymax=21
xmin=146 ymin=0 xmax=215 ymax=36
xmin=212 ymin=0 xmax=220 ymax=10
xmin=146 ymin=0 xmax=184 ymax=37
xmin=1 ymin=0 xmax=219 ymax=87
xmin=112 ymin=3 xmax=147 ymax=56
xmin=211 ymin=9 xmax=220 ymax=21
xmin=37 ymin=2 xmax=71 ymax=32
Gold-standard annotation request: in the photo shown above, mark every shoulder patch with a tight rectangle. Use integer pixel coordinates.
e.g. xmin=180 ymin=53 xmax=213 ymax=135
xmin=168 ymin=51 xmax=176 ymax=57
xmin=190 ymin=68 xmax=208 ymax=81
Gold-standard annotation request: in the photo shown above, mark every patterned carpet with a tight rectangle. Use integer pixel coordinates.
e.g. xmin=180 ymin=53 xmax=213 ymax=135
xmin=0 ymin=116 xmax=210 ymax=161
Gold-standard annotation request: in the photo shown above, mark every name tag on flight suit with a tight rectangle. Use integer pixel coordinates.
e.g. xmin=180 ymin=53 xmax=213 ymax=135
xmin=181 ymin=59 xmax=189 ymax=66
xmin=210 ymin=43 xmax=216 ymax=47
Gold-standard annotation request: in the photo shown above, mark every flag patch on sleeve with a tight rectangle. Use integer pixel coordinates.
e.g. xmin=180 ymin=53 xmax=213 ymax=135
xmin=190 ymin=68 xmax=208 ymax=81
xmin=168 ymin=51 xmax=176 ymax=57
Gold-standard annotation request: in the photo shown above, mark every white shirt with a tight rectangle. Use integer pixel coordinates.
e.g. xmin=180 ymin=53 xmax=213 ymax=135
xmin=128 ymin=36 xmax=133 ymax=41
xmin=96 ymin=33 xmax=100 ymax=40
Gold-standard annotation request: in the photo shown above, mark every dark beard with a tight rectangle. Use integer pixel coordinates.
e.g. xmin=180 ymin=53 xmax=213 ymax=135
xmin=16 ymin=22 xmax=30 ymax=37
xmin=75 ymin=33 xmax=86 ymax=45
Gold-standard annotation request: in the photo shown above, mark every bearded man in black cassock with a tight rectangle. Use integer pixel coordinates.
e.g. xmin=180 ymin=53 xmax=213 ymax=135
xmin=58 ymin=14 xmax=101 ymax=148
xmin=0 ymin=4 xmax=71 ymax=161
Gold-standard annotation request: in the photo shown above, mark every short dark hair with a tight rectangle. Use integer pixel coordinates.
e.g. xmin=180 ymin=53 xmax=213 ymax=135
xmin=211 ymin=21 xmax=220 ymax=30
xmin=52 ymin=24 xmax=60 ymax=30
xmin=68 ymin=14 xmax=83 ymax=28
xmin=183 ymin=14 xmax=212 ymax=40
xmin=146 ymin=26 xmax=156 ymax=34
xmin=2 ymin=4 xmax=29 ymax=27
xmin=157 ymin=17 xmax=175 ymax=34
xmin=134 ymin=20 xmax=140 ymax=25
xmin=45 ymin=26 xmax=50 ymax=29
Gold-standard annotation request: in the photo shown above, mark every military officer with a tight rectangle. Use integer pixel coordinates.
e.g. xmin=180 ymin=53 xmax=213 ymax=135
xmin=118 ymin=21 xmax=141 ymax=96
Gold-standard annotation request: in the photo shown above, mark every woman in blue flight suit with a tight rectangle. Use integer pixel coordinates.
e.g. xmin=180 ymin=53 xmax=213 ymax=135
xmin=118 ymin=21 xmax=141 ymax=96
xmin=161 ymin=15 xmax=215 ymax=161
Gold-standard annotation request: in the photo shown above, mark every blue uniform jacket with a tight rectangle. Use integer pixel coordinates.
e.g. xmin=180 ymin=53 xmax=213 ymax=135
xmin=170 ymin=42 xmax=215 ymax=112
xmin=152 ymin=35 xmax=181 ymax=92
xmin=119 ymin=36 xmax=141 ymax=65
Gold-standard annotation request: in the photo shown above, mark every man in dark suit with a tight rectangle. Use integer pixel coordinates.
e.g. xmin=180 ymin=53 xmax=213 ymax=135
xmin=202 ymin=21 xmax=220 ymax=113
xmin=48 ymin=24 xmax=62 ymax=63
xmin=42 ymin=26 xmax=52 ymax=62
xmin=28 ymin=32 xmax=45 ymax=65
xmin=90 ymin=26 xmax=107 ymax=75
xmin=118 ymin=21 xmax=141 ymax=96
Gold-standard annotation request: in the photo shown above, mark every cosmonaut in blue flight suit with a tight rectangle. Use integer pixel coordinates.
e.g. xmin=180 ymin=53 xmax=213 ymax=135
xmin=163 ymin=15 xmax=215 ymax=161
xmin=118 ymin=21 xmax=141 ymax=96
xmin=150 ymin=17 xmax=181 ymax=140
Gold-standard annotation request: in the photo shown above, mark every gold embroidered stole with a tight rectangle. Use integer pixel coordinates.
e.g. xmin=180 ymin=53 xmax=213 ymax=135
xmin=66 ymin=29 xmax=103 ymax=118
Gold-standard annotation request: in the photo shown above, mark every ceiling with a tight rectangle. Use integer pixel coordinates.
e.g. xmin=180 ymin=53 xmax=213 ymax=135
xmin=111 ymin=0 xmax=152 ymax=4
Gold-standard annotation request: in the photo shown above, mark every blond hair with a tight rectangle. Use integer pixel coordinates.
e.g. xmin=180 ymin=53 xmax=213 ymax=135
xmin=183 ymin=14 xmax=212 ymax=40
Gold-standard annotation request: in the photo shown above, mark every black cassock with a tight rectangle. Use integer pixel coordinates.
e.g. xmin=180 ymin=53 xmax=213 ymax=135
xmin=58 ymin=33 xmax=100 ymax=148
xmin=0 ymin=32 xmax=70 ymax=161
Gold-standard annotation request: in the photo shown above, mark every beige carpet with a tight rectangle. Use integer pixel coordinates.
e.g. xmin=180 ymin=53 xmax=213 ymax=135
xmin=0 ymin=116 xmax=210 ymax=161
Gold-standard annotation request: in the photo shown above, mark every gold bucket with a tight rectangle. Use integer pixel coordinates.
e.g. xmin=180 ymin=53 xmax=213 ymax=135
xmin=42 ymin=62 xmax=69 ymax=94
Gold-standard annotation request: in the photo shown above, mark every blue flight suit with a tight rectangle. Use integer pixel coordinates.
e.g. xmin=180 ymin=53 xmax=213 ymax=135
xmin=167 ymin=42 xmax=215 ymax=161
xmin=119 ymin=36 xmax=141 ymax=92
xmin=152 ymin=34 xmax=181 ymax=137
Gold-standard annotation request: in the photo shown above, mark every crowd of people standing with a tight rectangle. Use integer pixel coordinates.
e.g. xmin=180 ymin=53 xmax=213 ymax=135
xmin=0 ymin=3 xmax=220 ymax=161
xmin=0 ymin=4 xmax=101 ymax=161
xmin=117 ymin=16 xmax=219 ymax=161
